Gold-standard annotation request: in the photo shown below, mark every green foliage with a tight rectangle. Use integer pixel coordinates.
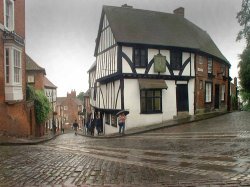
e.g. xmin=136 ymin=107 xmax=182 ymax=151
xmin=34 ymin=90 xmax=51 ymax=124
xmin=26 ymin=85 xmax=36 ymax=101
xmin=231 ymin=95 xmax=238 ymax=110
xmin=240 ymin=90 xmax=250 ymax=110
xmin=26 ymin=86 xmax=51 ymax=124
xmin=77 ymin=91 xmax=85 ymax=101
xmin=238 ymin=46 xmax=250 ymax=93
xmin=237 ymin=0 xmax=250 ymax=45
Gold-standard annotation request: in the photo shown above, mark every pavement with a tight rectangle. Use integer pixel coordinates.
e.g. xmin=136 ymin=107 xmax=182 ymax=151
xmin=0 ymin=110 xmax=228 ymax=145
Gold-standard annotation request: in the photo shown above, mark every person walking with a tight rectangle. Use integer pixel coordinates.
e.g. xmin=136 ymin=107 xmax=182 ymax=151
xmin=95 ymin=114 xmax=102 ymax=135
xmin=72 ymin=120 xmax=79 ymax=135
xmin=118 ymin=112 xmax=126 ymax=134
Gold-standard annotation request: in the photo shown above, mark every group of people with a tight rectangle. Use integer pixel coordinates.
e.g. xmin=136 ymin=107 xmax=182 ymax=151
xmin=85 ymin=113 xmax=103 ymax=136
xmin=72 ymin=111 xmax=127 ymax=136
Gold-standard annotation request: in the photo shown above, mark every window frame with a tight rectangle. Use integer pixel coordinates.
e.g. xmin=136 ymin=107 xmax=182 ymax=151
xmin=207 ymin=58 xmax=213 ymax=74
xmin=221 ymin=84 xmax=225 ymax=102
xmin=170 ymin=50 xmax=182 ymax=70
xmin=4 ymin=45 xmax=22 ymax=86
xmin=140 ymin=89 xmax=162 ymax=114
xmin=205 ymin=82 xmax=212 ymax=103
xmin=4 ymin=0 xmax=15 ymax=31
xmin=133 ymin=47 xmax=148 ymax=68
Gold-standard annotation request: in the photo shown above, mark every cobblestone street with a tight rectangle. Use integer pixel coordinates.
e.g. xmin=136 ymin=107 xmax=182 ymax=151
xmin=1 ymin=111 xmax=250 ymax=186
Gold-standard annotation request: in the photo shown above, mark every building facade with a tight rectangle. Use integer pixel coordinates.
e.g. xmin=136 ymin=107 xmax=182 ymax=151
xmin=56 ymin=90 xmax=84 ymax=129
xmin=89 ymin=5 xmax=231 ymax=134
xmin=0 ymin=0 xmax=32 ymax=137
xmin=26 ymin=54 xmax=57 ymax=135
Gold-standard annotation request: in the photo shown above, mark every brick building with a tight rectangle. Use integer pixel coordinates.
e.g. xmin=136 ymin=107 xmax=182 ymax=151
xmin=26 ymin=54 xmax=57 ymax=135
xmin=0 ymin=0 xmax=32 ymax=137
xmin=56 ymin=90 xmax=84 ymax=129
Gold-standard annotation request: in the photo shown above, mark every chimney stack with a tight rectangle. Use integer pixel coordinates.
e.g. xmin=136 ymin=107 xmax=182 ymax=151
xmin=173 ymin=7 xmax=184 ymax=17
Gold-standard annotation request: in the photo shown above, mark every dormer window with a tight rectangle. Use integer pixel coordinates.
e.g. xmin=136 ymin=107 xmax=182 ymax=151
xmin=4 ymin=0 xmax=14 ymax=31
xmin=133 ymin=47 xmax=147 ymax=67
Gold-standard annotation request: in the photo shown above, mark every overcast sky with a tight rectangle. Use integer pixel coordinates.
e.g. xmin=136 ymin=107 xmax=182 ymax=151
xmin=25 ymin=0 xmax=245 ymax=97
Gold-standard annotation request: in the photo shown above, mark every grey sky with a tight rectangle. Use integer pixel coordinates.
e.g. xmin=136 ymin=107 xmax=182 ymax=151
xmin=25 ymin=0 xmax=245 ymax=97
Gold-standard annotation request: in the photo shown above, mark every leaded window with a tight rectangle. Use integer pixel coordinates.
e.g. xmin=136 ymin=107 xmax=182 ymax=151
xmin=140 ymin=89 xmax=162 ymax=113
xmin=134 ymin=48 xmax=148 ymax=67
xmin=170 ymin=50 xmax=182 ymax=70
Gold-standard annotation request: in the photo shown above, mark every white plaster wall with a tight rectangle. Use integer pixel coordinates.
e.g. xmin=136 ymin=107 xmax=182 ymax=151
xmin=191 ymin=54 xmax=195 ymax=76
xmin=120 ymin=79 xmax=177 ymax=131
xmin=122 ymin=46 xmax=133 ymax=73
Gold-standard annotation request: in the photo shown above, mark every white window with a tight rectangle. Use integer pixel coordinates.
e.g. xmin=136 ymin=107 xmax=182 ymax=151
xmin=205 ymin=82 xmax=212 ymax=103
xmin=27 ymin=75 xmax=35 ymax=83
xmin=4 ymin=46 xmax=22 ymax=85
xmin=4 ymin=0 xmax=14 ymax=31
xmin=221 ymin=84 xmax=225 ymax=101
xmin=4 ymin=44 xmax=23 ymax=101
xmin=5 ymin=48 xmax=10 ymax=83
xmin=208 ymin=58 xmax=213 ymax=74
xmin=13 ymin=49 xmax=21 ymax=83
xmin=64 ymin=106 xmax=68 ymax=110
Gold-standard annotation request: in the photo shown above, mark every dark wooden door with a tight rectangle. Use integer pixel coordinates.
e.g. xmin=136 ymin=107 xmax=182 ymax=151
xmin=176 ymin=84 xmax=189 ymax=112
xmin=215 ymin=84 xmax=220 ymax=109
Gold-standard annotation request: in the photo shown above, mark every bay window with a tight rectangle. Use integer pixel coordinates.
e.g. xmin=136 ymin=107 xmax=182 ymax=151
xmin=4 ymin=45 xmax=23 ymax=101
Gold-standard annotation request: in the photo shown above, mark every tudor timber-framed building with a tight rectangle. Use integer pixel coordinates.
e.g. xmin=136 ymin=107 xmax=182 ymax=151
xmin=89 ymin=5 xmax=231 ymax=134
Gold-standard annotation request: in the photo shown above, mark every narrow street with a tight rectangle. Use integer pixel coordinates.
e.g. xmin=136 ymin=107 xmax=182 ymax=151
xmin=0 ymin=111 xmax=250 ymax=186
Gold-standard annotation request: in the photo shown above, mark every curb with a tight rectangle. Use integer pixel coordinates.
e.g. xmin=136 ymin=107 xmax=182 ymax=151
xmin=0 ymin=133 xmax=61 ymax=146
xmin=78 ymin=111 xmax=229 ymax=139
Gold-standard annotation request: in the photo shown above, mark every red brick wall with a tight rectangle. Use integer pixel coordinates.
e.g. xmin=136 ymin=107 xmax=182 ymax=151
xmin=0 ymin=0 xmax=31 ymax=137
xmin=195 ymin=54 xmax=229 ymax=113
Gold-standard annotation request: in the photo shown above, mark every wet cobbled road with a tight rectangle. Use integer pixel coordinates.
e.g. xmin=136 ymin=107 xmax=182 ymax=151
xmin=1 ymin=111 xmax=250 ymax=186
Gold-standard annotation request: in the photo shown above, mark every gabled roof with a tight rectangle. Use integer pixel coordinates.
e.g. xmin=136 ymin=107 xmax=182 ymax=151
xmin=44 ymin=76 xmax=57 ymax=89
xmin=26 ymin=54 xmax=46 ymax=74
xmin=87 ymin=61 xmax=96 ymax=73
xmin=98 ymin=5 xmax=229 ymax=64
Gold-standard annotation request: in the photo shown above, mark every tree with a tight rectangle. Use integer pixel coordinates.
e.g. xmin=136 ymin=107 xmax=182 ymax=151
xmin=237 ymin=0 xmax=250 ymax=110
xmin=77 ymin=91 xmax=85 ymax=101
xmin=237 ymin=0 xmax=250 ymax=45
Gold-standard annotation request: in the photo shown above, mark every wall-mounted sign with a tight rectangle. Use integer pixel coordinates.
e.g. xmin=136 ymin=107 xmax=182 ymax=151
xmin=197 ymin=68 xmax=203 ymax=72
xmin=154 ymin=54 xmax=166 ymax=73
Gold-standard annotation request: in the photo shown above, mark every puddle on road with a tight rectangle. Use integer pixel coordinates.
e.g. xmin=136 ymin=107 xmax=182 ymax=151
xmin=179 ymin=162 xmax=192 ymax=167
xmin=197 ymin=164 xmax=235 ymax=173
xmin=199 ymin=156 xmax=236 ymax=162
xmin=140 ymin=158 xmax=168 ymax=164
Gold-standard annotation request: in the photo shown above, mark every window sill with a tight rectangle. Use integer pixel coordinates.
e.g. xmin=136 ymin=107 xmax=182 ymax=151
xmin=140 ymin=111 xmax=162 ymax=114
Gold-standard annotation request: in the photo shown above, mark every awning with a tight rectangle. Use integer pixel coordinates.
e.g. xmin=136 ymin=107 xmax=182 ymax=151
xmin=138 ymin=79 xmax=168 ymax=90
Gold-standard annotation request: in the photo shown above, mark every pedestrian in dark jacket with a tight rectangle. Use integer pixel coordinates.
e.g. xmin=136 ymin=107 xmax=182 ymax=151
xmin=90 ymin=118 xmax=95 ymax=136
xmin=95 ymin=115 xmax=102 ymax=135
